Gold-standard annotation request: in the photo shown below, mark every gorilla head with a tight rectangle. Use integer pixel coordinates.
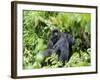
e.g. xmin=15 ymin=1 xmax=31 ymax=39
xmin=51 ymin=28 xmax=59 ymax=36
xmin=66 ymin=33 xmax=75 ymax=45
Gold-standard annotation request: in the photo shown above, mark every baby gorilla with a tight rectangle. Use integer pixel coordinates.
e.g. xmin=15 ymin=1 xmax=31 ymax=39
xmin=47 ymin=29 xmax=60 ymax=49
xmin=42 ymin=29 xmax=75 ymax=65
xmin=42 ymin=29 xmax=59 ymax=61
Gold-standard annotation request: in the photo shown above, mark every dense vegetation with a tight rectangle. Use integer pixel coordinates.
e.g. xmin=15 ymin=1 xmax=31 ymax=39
xmin=23 ymin=10 xmax=91 ymax=69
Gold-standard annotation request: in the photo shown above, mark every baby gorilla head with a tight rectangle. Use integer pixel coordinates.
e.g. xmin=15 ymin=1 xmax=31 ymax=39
xmin=52 ymin=28 xmax=59 ymax=36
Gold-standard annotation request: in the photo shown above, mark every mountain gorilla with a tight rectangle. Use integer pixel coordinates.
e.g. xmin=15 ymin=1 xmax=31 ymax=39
xmin=42 ymin=29 xmax=59 ymax=58
xmin=53 ymin=32 xmax=75 ymax=63
xmin=43 ymin=28 xmax=75 ymax=65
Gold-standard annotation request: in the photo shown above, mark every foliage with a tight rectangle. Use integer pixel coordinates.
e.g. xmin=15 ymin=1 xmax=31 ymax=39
xmin=23 ymin=10 xmax=91 ymax=69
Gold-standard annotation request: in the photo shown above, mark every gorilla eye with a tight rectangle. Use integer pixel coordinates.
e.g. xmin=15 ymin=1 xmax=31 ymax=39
xmin=54 ymin=33 xmax=58 ymax=36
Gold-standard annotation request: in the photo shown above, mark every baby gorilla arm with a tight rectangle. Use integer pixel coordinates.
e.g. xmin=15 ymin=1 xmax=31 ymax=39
xmin=43 ymin=49 xmax=53 ymax=57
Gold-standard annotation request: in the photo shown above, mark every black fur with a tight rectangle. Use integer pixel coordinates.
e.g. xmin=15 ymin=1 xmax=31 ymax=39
xmin=42 ymin=29 xmax=75 ymax=65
